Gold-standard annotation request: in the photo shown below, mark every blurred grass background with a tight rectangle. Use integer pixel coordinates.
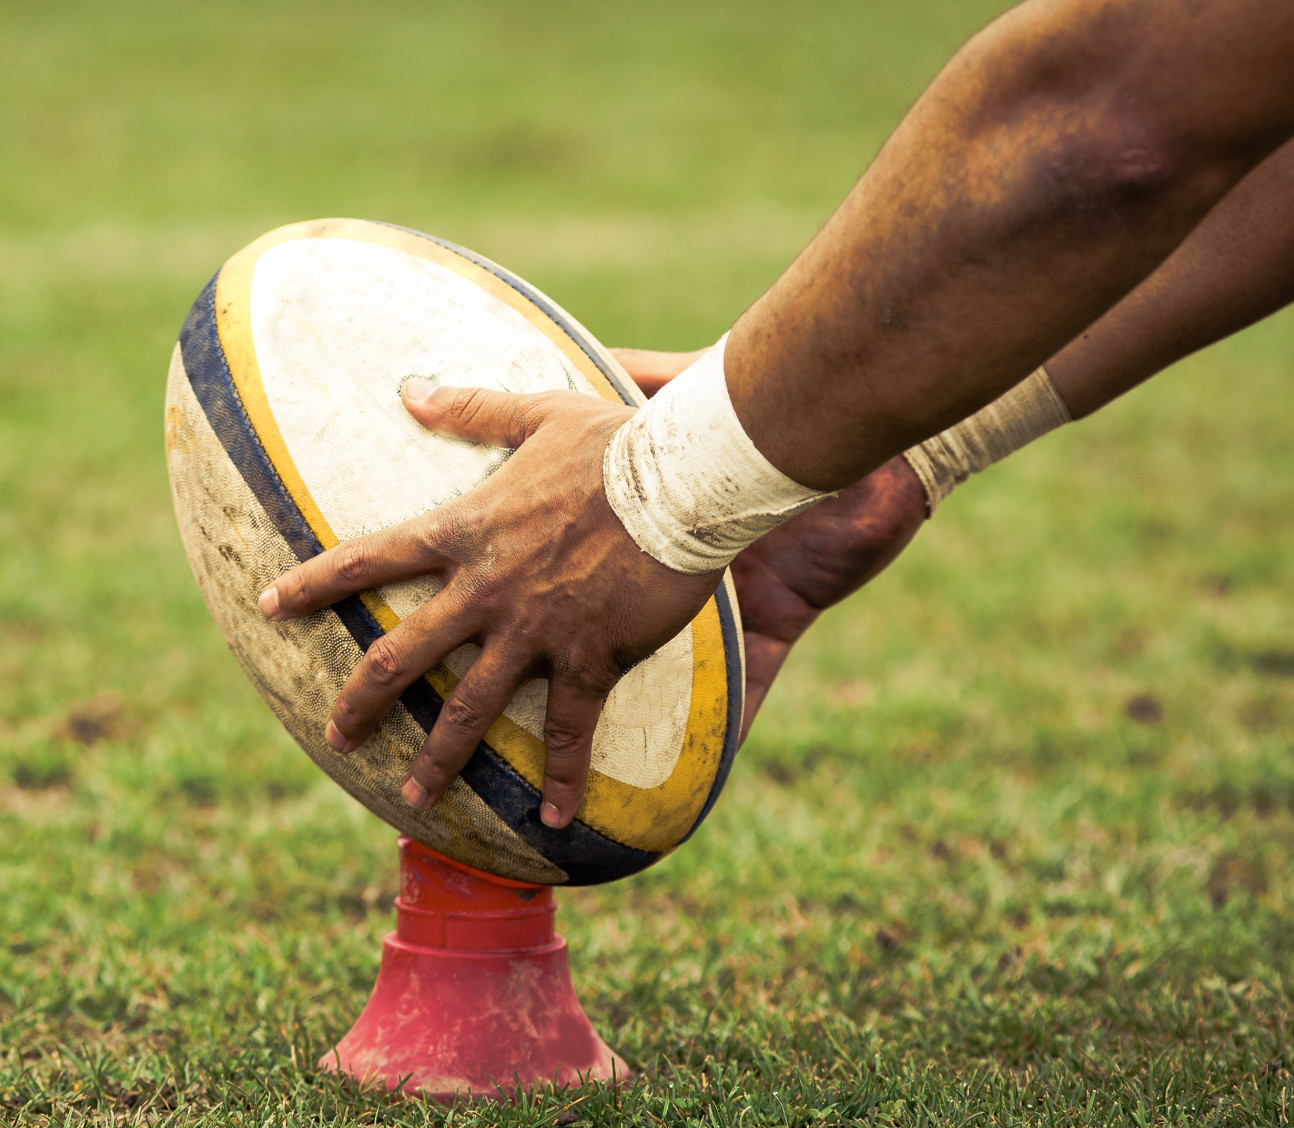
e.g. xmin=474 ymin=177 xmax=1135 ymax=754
xmin=1 ymin=0 xmax=1292 ymax=1124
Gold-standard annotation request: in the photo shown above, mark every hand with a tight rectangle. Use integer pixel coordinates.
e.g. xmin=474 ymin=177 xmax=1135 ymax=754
xmin=258 ymin=381 xmax=723 ymax=827
xmin=609 ymin=347 xmax=928 ymax=740
xmin=726 ymin=458 xmax=927 ymax=739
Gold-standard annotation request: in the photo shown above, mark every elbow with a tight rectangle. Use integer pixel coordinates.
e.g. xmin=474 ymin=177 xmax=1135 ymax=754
xmin=1041 ymin=111 xmax=1191 ymax=221
xmin=951 ymin=13 xmax=1250 ymax=237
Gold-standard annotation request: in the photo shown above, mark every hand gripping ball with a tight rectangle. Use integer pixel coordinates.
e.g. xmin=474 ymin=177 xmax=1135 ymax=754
xmin=164 ymin=219 xmax=744 ymax=884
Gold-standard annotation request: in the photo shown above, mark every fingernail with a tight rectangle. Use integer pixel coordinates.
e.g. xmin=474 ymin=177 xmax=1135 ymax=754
xmin=540 ymin=801 xmax=562 ymax=828
xmin=258 ymin=586 xmax=281 ymax=619
xmin=402 ymin=376 xmax=435 ymax=402
xmin=403 ymin=777 xmax=433 ymax=809
xmin=325 ymin=720 xmax=346 ymax=752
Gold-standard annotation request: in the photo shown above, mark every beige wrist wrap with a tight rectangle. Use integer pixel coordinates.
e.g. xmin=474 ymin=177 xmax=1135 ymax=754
xmin=603 ymin=333 xmax=829 ymax=575
xmin=902 ymin=365 xmax=1072 ymax=515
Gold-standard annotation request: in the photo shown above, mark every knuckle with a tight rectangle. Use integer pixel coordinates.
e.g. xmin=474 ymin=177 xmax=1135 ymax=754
xmin=365 ymin=636 xmax=406 ymax=687
xmin=454 ymin=564 xmax=495 ymax=606
xmin=334 ymin=695 xmax=360 ymax=727
xmin=448 ymin=386 xmax=488 ymax=426
xmin=556 ymin=653 xmax=621 ymax=696
xmin=412 ymin=753 xmax=454 ymax=790
xmin=543 ymin=757 xmax=586 ymax=790
xmin=416 ymin=755 xmax=452 ymax=786
xmin=514 ymin=398 xmax=547 ymax=438
xmin=438 ymin=693 xmax=486 ymax=738
xmin=289 ymin=568 xmax=311 ymax=607
xmin=428 ymin=502 xmax=477 ymax=557
xmin=541 ymin=720 xmax=588 ymax=760
xmin=448 ymin=386 xmax=547 ymax=445
xmin=336 ymin=540 xmax=371 ymax=586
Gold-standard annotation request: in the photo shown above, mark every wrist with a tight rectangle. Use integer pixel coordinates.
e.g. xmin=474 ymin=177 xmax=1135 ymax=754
xmin=603 ymin=334 xmax=830 ymax=575
xmin=901 ymin=365 xmax=1072 ymax=516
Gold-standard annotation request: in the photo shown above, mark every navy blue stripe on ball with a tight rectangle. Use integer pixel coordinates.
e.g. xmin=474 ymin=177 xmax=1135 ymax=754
xmin=178 ymin=275 xmax=430 ymax=673
xmin=681 ymin=577 xmax=744 ymax=841
xmin=178 ymin=274 xmax=399 ymax=706
xmin=180 ymin=275 xmax=326 ymax=567
xmin=380 ymin=657 xmax=658 ymax=885
xmin=328 ymin=617 xmax=655 ymax=883
xmin=381 ymin=222 xmax=643 ymax=408
xmin=457 ymin=747 xmax=660 ymax=886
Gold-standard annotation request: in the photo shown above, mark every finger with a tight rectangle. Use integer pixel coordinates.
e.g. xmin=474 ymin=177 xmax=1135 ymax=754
xmin=327 ymin=585 xmax=477 ymax=754
xmin=258 ymin=512 xmax=460 ymax=620
xmin=403 ymin=649 xmax=524 ymax=811
xmin=536 ymin=676 xmax=606 ymax=829
xmin=622 ymin=369 xmax=671 ymax=399
xmin=400 ymin=381 xmax=558 ymax=448
xmin=607 ymin=347 xmax=707 ymax=398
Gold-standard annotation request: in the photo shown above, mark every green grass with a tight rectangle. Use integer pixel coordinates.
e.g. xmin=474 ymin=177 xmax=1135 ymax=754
xmin=2 ymin=0 xmax=1293 ymax=1123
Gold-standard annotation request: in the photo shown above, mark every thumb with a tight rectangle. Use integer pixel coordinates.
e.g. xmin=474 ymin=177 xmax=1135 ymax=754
xmin=401 ymin=380 xmax=552 ymax=448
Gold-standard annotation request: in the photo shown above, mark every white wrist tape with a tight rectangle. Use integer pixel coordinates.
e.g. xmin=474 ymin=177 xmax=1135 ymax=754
xmin=604 ymin=333 xmax=829 ymax=574
xmin=902 ymin=365 xmax=1072 ymax=515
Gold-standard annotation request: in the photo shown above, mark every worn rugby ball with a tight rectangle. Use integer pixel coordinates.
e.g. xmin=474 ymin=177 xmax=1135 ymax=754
xmin=164 ymin=218 xmax=744 ymax=885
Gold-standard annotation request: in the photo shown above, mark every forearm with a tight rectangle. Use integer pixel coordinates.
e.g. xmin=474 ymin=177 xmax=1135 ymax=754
xmin=1047 ymin=137 xmax=1294 ymax=419
xmin=726 ymin=0 xmax=1294 ymax=491
xmin=905 ymin=134 xmax=1294 ymax=507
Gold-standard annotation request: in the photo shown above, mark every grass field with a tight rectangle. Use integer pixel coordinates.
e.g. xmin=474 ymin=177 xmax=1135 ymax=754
xmin=2 ymin=1 xmax=1293 ymax=1124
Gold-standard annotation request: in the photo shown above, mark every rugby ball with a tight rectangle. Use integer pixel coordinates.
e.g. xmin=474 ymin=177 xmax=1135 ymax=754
xmin=164 ymin=218 xmax=744 ymax=885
